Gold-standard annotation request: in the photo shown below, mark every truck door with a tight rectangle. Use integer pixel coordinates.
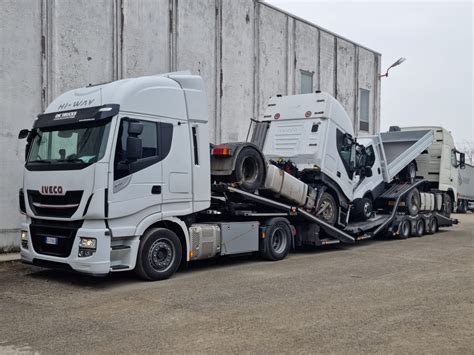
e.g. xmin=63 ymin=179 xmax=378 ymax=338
xmin=352 ymin=142 xmax=384 ymax=200
xmin=335 ymin=129 xmax=356 ymax=199
xmin=108 ymin=116 xmax=168 ymax=234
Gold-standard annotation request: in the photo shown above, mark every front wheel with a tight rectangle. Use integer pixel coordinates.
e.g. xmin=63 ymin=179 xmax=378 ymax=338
xmin=316 ymin=192 xmax=338 ymax=226
xmin=135 ymin=228 xmax=182 ymax=281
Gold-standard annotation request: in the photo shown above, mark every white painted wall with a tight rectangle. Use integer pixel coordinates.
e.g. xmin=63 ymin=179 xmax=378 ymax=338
xmin=0 ymin=0 xmax=380 ymax=251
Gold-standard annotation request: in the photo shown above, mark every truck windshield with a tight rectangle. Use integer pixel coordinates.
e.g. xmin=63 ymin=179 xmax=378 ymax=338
xmin=26 ymin=121 xmax=111 ymax=170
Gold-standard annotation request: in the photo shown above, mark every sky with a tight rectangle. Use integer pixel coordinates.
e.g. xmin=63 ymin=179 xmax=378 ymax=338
xmin=267 ymin=0 xmax=473 ymax=147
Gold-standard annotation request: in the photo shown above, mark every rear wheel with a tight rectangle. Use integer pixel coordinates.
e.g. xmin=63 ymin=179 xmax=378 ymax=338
xmin=398 ymin=219 xmax=411 ymax=239
xmin=458 ymin=200 xmax=467 ymax=213
xmin=230 ymin=147 xmax=265 ymax=193
xmin=443 ymin=194 xmax=452 ymax=218
xmin=316 ymin=192 xmax=338 ymax=226
xmin=135 ymin=228 xmax=182 ymax=281
xmin=260 ymin=218 xmax=292 ymax=261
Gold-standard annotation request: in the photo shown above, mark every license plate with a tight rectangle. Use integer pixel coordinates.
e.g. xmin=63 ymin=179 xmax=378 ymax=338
xmin=44 ymin=236 xmax=59 ymax=245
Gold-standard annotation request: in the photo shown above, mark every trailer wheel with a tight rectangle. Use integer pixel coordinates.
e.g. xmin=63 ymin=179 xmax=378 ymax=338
xmin=135 ymin=228 xmax=182 ymax=281
xmin=405 ymin=188 xmax=420 ymax=216
xmin=352 ymin=198 xmax=373 ymax=221
xmin=260 ymin=218 xmax=292 ymax=261
xmin=398 ymin=219 xmax=411 ymax=239
xmin=230 ymin=147 xmax=265 ymax=193
xmin=429 ymin=216 xmax=438 ymax=234
xmin=316 ymin=192 xmax=338 ymax=226
xmin=414 ymin=219 xmax=425 ymax=237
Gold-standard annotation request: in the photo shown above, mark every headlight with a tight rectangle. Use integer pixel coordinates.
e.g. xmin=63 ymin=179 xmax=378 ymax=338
xmin=20 ymin=230 xmax=28 ymax=249
xmin=79 ymin=238 xmax=97 ymax=249
xmin=78 ymin=237 xmax=97 ymax=258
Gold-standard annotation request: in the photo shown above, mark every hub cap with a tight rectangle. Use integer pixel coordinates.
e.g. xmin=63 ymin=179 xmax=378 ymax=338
xmin=148 ymin=238 xmax=175 ymax=272
xmin=318 ymin=199 xmax=334 ymax=223
xmin=271 ymin=227 xmax=287 ymax=254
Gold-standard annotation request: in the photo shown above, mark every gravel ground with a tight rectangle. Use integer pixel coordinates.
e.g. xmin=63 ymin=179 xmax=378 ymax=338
xmin=0 ymin=214 xmax=472 ymax=354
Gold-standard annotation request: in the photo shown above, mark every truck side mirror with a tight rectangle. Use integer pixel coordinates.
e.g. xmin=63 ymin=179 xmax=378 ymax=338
xmin=126 ymin=136 xmax=142 ymax=162
xmin=128 ymin=121 xmax=144 ymax=135
xmin=459 ymin=153 xmax=466 ymax=169
xmin=18 ymin=129 xmax=29 ymax=139
xmin=364 ymin=166 xmax=373 ymax=177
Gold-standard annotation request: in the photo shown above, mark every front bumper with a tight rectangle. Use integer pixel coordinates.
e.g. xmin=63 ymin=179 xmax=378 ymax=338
xmin=20 ymin=221 xmax=111 ymax=276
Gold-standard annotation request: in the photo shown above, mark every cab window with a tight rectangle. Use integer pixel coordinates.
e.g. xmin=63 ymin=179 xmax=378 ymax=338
xmin=336 ymin=129 xmax=355 ymax=178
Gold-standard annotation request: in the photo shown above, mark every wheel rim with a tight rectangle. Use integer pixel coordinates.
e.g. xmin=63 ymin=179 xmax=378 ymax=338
xmin=417 ymin=221 xmax=424 ymax=235
xmin=148 ymin=238 xmax=175 ymax=272
xmin=271 ymin=227 xmax=288 ymax=254
xmin=401 ymin=221 xmax=410 ymax=237
xmin=241 ymin=157 xmax=258 ymax=183
xmin=318 ymin=199 xmax=335 ymax=223
xmin=364 ymin=201 xmax=371 ymax=217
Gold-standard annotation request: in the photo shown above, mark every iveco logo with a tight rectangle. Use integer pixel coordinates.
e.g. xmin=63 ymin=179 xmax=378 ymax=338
xmin=41 ymin=186 xmax=65 ymax=195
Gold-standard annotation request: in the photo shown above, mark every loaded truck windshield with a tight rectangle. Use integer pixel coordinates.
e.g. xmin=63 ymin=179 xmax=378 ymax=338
xmin=26 ymin=121 xmax=111 ymax=170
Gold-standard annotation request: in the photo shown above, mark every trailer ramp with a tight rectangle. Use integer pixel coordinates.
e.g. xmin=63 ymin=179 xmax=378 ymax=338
xmin=221 ymin=186 xmax=356 ymax=244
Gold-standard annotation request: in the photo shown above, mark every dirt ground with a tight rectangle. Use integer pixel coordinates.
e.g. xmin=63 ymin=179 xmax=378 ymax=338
xmin=0 ymin=214 xmax=473 ymax=354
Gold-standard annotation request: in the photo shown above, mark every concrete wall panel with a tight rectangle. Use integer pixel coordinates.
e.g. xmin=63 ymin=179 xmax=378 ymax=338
xmin=50 ymin=0 xmax=115 ymax=99
xmin=357 ymin=48 xmax=376 ymax=134
xmin=0 ymin=0 xmax=42 ymax=249
xmin=319 ymin=31 xmax=335 ymax=95
xmin=336 ymin=38 xmax=356 ymax=123
xmin=176 ymin=0 xmax=217 ymax=142
xmin=220 ymin=0 xmax=255 ymax=142
xmin=295 ymin=20 xmax=319 ymax=94
xmin=258 ymin=4 xmax=288 ymax=117
xmin=122 ymin=0 xmax=170 ymax=77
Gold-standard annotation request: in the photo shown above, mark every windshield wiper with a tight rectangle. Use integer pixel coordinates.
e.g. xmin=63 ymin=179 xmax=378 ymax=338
xmin=57 ymin=158 xmax=86 ymax=163
xmin=28 ymin=159 xmax=52 ymax=164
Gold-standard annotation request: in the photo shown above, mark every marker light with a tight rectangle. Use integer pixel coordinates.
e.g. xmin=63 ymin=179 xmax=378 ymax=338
xmin=212 ymin=145 xmax=232 ymax=156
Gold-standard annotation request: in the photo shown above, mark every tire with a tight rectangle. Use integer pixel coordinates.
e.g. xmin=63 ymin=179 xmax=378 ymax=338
xmin=316 ymin=192 xmax=338 ymax=226
xmin=442 ymin=194 xmax=452 ymax=218
xmin=260 ymin=218 xmax=292 ymax=261
xmin=230 ymin=147 xmax=265 ymax=193
xmin=427 ymin=216 xmax=438 ymax=234
xmin=414 ymin=218 xmax=425 ymax=237
xmin=458 ymin=200 xmax=467 ymax=214
xmin=352 ymin=197 xmax=373 ymax=221
xmin=135 ymin=228 xmax=182 ymax=281
xmin=398 ymin=219 xmax=411 ymax=239
xmin=429 ymin=216 xmax=438 ymax=234
xmin=405 ymin=188 xmax=420 ymax=216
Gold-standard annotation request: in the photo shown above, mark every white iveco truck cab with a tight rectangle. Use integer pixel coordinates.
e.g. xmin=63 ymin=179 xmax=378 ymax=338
xmin=18 ymin=73 xmax=457 ymax=281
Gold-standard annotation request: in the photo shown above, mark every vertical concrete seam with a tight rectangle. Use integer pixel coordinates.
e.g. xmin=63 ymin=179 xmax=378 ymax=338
xmin=113 ymin=0 xmax=123 ymax=80
xmin=253 ymin=0 xmax=260 ymax=120
xmin=354 ymin=45 xmax=359 ymax=132
xmin=215 ymin=0 xmax=222 ymax=143
xmin=317 ymin=29 xmax=321 ymax=91
xmin=170 ymin=0 xmax=178 ymax=71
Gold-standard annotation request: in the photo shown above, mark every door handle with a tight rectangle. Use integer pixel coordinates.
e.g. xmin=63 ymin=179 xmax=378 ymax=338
xmin=151 ymin=185 xmax=161 ymax=194
xmin=337 ymin=171 xmax=341 ymax=178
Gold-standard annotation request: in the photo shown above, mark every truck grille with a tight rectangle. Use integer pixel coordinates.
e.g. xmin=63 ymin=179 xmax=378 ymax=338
xmin=27 ymin=190 xmax=83 ymax=218
xmin=30 ymin=218 xmax=83 ymax=257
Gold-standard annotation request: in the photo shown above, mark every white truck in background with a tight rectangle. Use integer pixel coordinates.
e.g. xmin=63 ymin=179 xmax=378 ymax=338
xmin=458 ymin=164 xmax=474 ymax=212
xmin=17 ymin=73 xmax=457 ymax=281
xmin=400 ymin=126 xmax=473 ymax=213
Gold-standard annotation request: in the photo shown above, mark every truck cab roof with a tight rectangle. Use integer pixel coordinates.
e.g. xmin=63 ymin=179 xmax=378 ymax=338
xmin=44 ymin=73 xmax=209 ymax=123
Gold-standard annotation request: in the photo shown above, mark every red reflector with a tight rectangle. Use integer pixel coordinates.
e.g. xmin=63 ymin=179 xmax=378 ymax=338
xmin=212 ymin=145 xmax=232 ymax=156
xmin=274 ymin=113 xmax=280 ymax=119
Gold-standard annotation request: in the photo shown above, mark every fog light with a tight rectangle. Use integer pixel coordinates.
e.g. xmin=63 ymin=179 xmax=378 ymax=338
xmin=79 ymin=237 xmax=97 ymax=257
xmin=79 ymin=238 xmax=97 ymax=249
xmin=20 ymin=230 xmax=28 ymax=249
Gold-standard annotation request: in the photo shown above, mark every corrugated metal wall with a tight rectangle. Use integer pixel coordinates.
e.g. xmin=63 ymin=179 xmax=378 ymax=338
xmin=0 ymin=0 xmax=381 ymax=250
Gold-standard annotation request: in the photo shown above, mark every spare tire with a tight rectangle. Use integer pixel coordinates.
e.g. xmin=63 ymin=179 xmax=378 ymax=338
xmin=405 ymin=188 xmax=420 ymax=216
xmin=230 ymin=146 xmax=265 ymax=193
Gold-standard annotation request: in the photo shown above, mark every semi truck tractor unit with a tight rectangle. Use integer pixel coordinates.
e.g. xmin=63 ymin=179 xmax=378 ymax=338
xmin=400 ymin=126 xmax=471 ymax=213
xmin=18 ymin=73 xmax=457 ymax=281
